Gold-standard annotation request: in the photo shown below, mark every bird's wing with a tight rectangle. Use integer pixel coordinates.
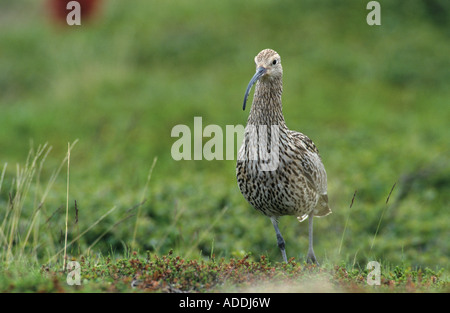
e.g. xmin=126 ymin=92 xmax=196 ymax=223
xmin=289 ymin=130 xmax=331 ymax=217
xmin=288 ymin=130 xmax=326 ymax=191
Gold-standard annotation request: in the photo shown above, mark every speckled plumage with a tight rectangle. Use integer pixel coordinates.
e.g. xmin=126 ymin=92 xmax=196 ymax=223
xmin=236 ymin=49 xmax=331 ymax=263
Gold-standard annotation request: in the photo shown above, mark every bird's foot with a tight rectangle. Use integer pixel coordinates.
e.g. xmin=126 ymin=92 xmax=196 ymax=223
xmin=306 ymin=251 xmax=319 ymax=266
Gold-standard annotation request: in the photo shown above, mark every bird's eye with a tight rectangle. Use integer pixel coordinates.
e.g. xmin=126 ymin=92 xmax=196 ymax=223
xmin=272 ymin=59 xmax=277 ymax=65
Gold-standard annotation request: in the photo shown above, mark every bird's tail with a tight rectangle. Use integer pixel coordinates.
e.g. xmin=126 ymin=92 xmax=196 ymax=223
xmin=314 ymin=194 xmax=332 ymax=217
xmin=297 ymin=194 xmax=331 ymax=222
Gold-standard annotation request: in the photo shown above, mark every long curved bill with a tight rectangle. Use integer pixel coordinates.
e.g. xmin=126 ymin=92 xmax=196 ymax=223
xmin=243 ymin=66 xmax=267 ymax=111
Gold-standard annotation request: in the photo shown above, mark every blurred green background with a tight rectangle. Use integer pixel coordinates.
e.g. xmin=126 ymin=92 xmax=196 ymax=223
xmin=0 ymin=0 xmax=448 ymax=268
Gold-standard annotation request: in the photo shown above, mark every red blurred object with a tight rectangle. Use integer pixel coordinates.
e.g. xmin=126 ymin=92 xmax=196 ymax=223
xmin=47 ymin=0 xmax=102 ymax=24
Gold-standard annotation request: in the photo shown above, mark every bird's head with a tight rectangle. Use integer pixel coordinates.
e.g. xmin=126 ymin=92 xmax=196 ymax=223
xmin=243 ymin=49 xmax=282 ymax=110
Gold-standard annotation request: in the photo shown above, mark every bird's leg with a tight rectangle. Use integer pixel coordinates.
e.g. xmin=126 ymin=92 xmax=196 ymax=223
xmin=271 ymin=217 xmax=288 ymax=263
xmin=306 ymin=213 xmax=319 ymax=265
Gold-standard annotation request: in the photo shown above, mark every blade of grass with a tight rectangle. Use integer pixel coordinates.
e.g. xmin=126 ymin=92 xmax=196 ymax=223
xmin=0 ymin=163 xmax=8 ymax=247
xmin=0 ymin=162 xmax=7 ymax=195
xmin=131 ymin=157 xmax=157 ymax=250
xmin=338 ymin=190 xmax=357 ymax=255
xmin=63 ymin=142 xmax=71 ymax=272
xmin=370 ymin=182 xmax=396 ymax=252
xmin=39 ymin=140 xmax=77 ymax=210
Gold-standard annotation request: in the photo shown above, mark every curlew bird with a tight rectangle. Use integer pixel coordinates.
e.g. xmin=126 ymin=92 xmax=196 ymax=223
xmin=236 ymin=49 xmax=331 ymax=264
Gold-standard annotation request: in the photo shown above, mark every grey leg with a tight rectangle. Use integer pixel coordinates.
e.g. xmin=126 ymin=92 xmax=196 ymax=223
xmin=306 ymin=213 xmax=318 ymax=265
xmin=271 ymin=217 xmax=288 ymax=263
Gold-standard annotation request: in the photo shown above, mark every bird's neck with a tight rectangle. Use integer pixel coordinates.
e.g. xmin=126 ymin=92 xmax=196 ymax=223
xmin=248 ymin=77 xmax=286 ymax=127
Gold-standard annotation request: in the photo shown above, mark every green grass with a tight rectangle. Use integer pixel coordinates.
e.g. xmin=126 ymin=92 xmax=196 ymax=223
xmin=0 ymin=0 xmax=449 ymax=292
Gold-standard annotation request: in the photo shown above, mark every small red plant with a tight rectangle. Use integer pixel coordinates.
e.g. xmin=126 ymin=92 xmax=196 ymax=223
xmin=46 ymin=0 xmax=102 ymax=24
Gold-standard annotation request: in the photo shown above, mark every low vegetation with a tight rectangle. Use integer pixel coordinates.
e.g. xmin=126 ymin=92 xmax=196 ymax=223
xmin=1 ymin=251 xmax=447 ymax=293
